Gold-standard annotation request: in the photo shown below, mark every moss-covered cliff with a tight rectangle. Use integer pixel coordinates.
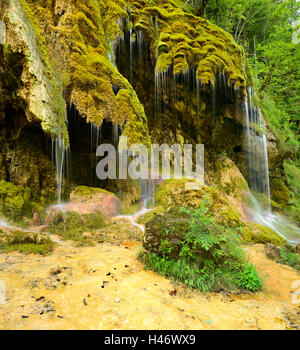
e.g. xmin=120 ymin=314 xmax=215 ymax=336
xmin=0 ymin=0 xmax=287 ymax=219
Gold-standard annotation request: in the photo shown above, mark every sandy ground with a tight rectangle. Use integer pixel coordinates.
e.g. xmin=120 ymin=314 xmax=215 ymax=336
xmin=0 ymin=235 xmax=299 ymax=330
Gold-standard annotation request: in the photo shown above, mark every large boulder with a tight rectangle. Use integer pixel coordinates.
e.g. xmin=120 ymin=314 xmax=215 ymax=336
xmin=64 ymin=186 xmax=121 ymax=217
xmin=154 ymin=179 xmax=242 ymax=228
xmin=215 ymin=156 xmax=249 ymax=200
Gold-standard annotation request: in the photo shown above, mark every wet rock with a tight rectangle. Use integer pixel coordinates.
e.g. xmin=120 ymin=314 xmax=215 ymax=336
xmin=30 ymin=212 xmax=42 ymax=226
xmin=68 ymin=186 xmax=121 ymax=217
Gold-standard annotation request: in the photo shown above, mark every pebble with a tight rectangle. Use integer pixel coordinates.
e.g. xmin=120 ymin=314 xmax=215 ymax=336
xmin=114 ymin=298 xmax=120 ymax=303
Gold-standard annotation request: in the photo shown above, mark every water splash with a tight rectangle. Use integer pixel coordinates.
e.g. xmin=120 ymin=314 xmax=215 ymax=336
xmin=248 ymin=194 xmax=300 ymax=245
xmin=0 ymin=219 xmax=11 ymax=228
xmin=117 ymin=179 xmax=157 ymax=233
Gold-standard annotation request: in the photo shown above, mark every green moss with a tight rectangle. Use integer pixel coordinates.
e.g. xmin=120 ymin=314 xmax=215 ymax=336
xmin=283 ymin=160 xmax=300 ymax=224
xmin=0 ymin=230 xmax=54 ymax=255
xmin=215 ymin=156 xmax=249 ymax=200
xmin=71 ymin=185 xmax=113 ymax=200
xmin=270 ymin=178 xmax=289 ymax=206
xmin=48 ymin=210 xmax=106 ymax=246
xmin=132 ymin=1 xmax=247 ymax=91
xmin=137 ymin=206 xmax=165 ymax=225
xmin=241 ymin=223 xmax=286 ymax=245
xmin=0 ymin=180 xmax=32 ymax=221
xmin=154 ymin=179 xmax=242 ymax=228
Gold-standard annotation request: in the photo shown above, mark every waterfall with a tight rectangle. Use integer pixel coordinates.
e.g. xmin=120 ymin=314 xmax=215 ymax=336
xmin=248 ymin=194 xmax=300 ymax=245
xmin=129 ymin=28 xmax=133 ymax=83
xmin=54 ymin=134 xmax=66 ymax=204
xmin=136 ymin=30 xmax=143 ymax=64
xmin=244 ymin=88 xmax=300 ymax=244
xmin=113 ymin=125 xmax=119 ymax=147
xmin=243 ymin=88 xmax=271 ymax=210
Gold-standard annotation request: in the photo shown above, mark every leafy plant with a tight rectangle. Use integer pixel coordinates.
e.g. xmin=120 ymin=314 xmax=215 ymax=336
xmin=141 ymin=205 xmax=263 ymax=293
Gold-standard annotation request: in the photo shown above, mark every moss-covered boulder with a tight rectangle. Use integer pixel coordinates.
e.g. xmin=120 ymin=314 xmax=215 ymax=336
xmin=270 ymin=178 xmax=289 ymax=206
xmin=215 ymin=156 xmax=249 ymax=201
xmin=241 ymin=223 xmax=286 ymax=245
xmin=0 ymin=228 xmax=54 ymax=255
xmin=47 ymin=210 xmax=106 ymax=245
xmin=265 ymin=244 xmax=300 ymax=271
xmin=154 ymin=179 xmax=242 ymax=228
xmin=141 ymin=206 xmax=262 ymax=293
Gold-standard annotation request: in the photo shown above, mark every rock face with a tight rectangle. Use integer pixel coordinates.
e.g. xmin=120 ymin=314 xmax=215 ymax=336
xmin=0 ymin=0 xmax=287 ymax=219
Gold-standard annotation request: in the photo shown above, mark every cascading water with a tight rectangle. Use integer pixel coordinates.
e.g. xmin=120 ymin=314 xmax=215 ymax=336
xmin=243 ymin=88 xmax=271 ymax=209
xmin=52 ymin=134 xmax=68 ymax=205
xmin=116 ymin=179 xmax=157 ymax=233
xmin=244 ymin=88 xmax=300 ymax=244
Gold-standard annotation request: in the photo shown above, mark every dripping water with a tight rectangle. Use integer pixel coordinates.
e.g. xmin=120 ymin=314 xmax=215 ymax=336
xmin=54 ymin=134 xmax=66 ymax=204
xmin=244 ymin=88 xmax=271 ymax=209
xmin=244 ymin=88 xmax=300 ymax=244
xmin=129 ymin=28 xmax=133 ymax=83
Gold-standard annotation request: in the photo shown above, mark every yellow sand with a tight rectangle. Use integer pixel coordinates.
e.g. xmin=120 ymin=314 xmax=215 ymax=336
xmin=0 ymin=240 xmax=299 ymax=330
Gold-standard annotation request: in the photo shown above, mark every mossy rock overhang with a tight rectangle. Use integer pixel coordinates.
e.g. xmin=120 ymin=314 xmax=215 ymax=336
xmin=1 ymin=0 xmax=151 ymax=147
xmin=131 ymin=0 xmax=251 ymax=94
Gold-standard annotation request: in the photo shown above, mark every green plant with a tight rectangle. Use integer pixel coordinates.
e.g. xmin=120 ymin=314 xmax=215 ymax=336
xmin=237 ymin=264 xmax=263 ymax=292
xmin=141 ymin=206 xmax=263 ymax=293
xmin=278 ymin=248 xmax=300 ymax=271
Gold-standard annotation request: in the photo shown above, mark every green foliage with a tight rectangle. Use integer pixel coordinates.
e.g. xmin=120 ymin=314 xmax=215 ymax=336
xmin=266 ymin=244 xmax=300 ymax=271
xmin=142 ymin=205 xmax=262 ymax=293
xmin=278 ymin=247 xmax=300 ymax=270
xmin=237 ymin=264 xmax=263 ymax=292
xmin=0 ymin=180 xmax=32 ymax=221
xmin=48 ymin=210 xmax=105 ymax=245
xmin=0 ymin=230 xmax=54 ymax=255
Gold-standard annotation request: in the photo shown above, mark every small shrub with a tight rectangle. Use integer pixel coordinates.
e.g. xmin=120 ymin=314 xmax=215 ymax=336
xmin=142 ymin=206 xmax=263 ymax=293
xmin=237 ymin=264 xmax=263 ymax=292
xmin=265 ymin=244 xmax=300 ymax=271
